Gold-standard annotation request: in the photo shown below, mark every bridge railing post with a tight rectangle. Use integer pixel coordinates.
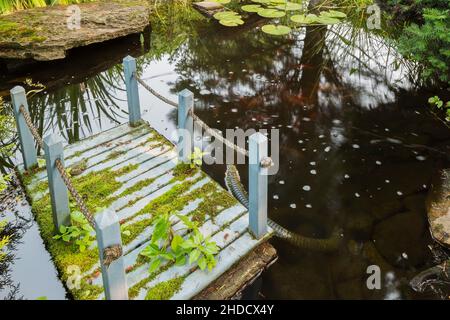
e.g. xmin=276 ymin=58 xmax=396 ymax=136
xmin=43 ymin=134 xmax=71 ymax=230
xmin=248 ymin=133 xmax=268 ymax=239
xmin=177 ymin=89 xmax=194 ymax=163
xmin=123 ymin=56 xmax=142 ymax=127
xmin=10 ymin=86 xmax=38 ymax=170
xmin=95 ymin=208 xmax=128 ymax=300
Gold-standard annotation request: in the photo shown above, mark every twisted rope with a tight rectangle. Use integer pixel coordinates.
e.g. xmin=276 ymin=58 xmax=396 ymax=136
xmin=54 ymin=159 xmax=95 ymax=227
xmin=135 ymin=74 xmax=249 ymax=158
xmin=19 ymin=105 xmax=44 ymax=149
xmin=19 ymin=106 xmax=124 ymax=266
xmin=103 ymin=245 xmax=123 ymax=267
xmin=135 ymin=74 xmax=178 ymax=107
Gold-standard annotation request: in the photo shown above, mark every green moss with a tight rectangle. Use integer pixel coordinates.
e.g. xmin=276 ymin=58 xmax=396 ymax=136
xmin=70 ymin=159 xmax=88 ymax=176
xmin=106 ymin=150 xmax=126 ymax=161
xmin=145 ymin=276 xmax=185 ymax=300
xmin=190 ymin=188 xmax=238 ymax=223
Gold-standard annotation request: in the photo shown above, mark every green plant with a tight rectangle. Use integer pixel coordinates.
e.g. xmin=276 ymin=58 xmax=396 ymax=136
xmin=428 ymin=96 xmax=450 ymax=121
xmin=52 ymin=211 xmax=94 ymax=252
xmin=187 ymin=147 xmax=206 ymax=168
xmin=140 ymin=213 xmax=219 ymax=274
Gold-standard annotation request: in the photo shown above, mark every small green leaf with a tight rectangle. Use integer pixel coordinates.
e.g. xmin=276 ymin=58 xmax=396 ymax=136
xmin=198 ymin=256 xmax=207 ymax=270
xmin=175 ymin=255 xmax=186 ymax=266
xmin=213 ymin=11 xmax=239 ymax=20
xmin=189 ymin=249 xmax=201 ymax=264
xmin=274 ymin=2 xmax=302 ymax=11
xmin=219 ymin=18 xmax=245 ymax=27
xmin=149 ymin=258 xmax=162 ymax=273
xmin=171 ymin=235 xmax=184 ymax=251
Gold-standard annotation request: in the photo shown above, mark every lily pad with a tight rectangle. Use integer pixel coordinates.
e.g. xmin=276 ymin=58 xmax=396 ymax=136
xmin=213 ymin=11 xmax=240 ymax=20
xmin=257 ymin=8 xmax=286 ymax=18
xmin=290 ymin=14 xmax=316 ymax=24
xmin=241 ymin=4 xmax=262 ymax=12
xmin=211 ymin=0 xmax=231 ymax=4
xmin=270 ymin=0 xmax=287 ymax=4
xmin=261 ymin=24 xmax=291 ymax=35
xmin=251 ymin=0 xmax=273 ymax=3
xmin=321 ymin=10 xmax=347 ymax=19
xmin=315 ymin=16 xmax=341 ymax=24
xmin=219 ymin=18 xmax=245 ymax=26
xmin=274 ymin=2 xmax=302 ymax=11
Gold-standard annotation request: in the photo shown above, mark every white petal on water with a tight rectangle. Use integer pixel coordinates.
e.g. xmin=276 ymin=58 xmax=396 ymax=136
xmin=310 ymin=170 xmax=317 ymax=175
xmin=385 ymin=179 xmax=390 ymax=184
xmin=416 ymin=155 xmax=426 ymax=161
xmin=332 ymin=119 xmax=342 ymax=125
xmin=290 ymin=204 xmax=297 ymax=209
xmin=355 ymin=193 xmax=361 ymax=198
xmin=396 ymin=191 xmax=403 ymax=196
xmin=273 ymin=195 xmax=279 ymax=200
xmin=309 ymin=162 xmax=316 ymax=166
xmin=344 ymin=174 xmax=350 ymax=179
xmin=199 ymin=89 xmax=211 ymax=95
xmin=319 ymin=135 xmax=325 ymax=139
xmin=279 ymin=180 xmax=285 ymax=185
xmin=376 ymin=161 xmax=382 ymax=165
xmin=298 ymin=140 xmax=304 ymax=144
xmin=352 ymin=144 xmax=360 ymax=149
xmin=231 ymin=108 xmax=238 ymax=113
xmin=302 ymin=185 xmax=311 ymax=191
xmin=305 ymin=204 xmax=312 ymax=209
xmin=324 ymin=146 xmax=331 ymax=152
xmin=302 ymin=117 xmax=311 ymax=122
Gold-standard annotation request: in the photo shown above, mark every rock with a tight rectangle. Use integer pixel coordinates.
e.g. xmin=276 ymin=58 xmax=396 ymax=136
xmin=192 ymin=1 xmax=224 ymax=18
xmin=0 ymin=0 xmax=150 ymax=61
xmin=427 ymin=169 xmax=450 ymax=247
xmin=373 ymin=210 xmax=428 ymax=267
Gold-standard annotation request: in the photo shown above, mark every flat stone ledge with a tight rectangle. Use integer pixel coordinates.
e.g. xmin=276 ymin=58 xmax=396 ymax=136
xmin=427 ymin=168 xmax=450 ymax=247
xmin=0 ymin=0 xmax=150 ymax=61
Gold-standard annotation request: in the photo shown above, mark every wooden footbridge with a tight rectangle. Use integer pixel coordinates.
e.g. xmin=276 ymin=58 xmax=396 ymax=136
xmin=10 ymin=56 xmax=276 ymax=300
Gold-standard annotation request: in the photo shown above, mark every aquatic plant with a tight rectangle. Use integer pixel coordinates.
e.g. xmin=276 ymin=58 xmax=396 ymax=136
xmin=428 ymin=96 xmax=450 ymax=122
xmin=53 ymin=211 xmax=95 ymax=252
xmin=140 ymin=212 xmax=219 ymax=274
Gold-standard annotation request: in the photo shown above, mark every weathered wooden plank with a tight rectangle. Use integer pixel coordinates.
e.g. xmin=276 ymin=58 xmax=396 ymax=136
xmin=65 ymin=125 xmax=149 ymax=166
xmin=82 ymin=143 xmax=172 ymax=176
xmin=64 ymin=123 xmax=136 ymax=159
xmin=170 ymin=232 xmax=260 ymax=300
xmin=116 ymin=150 xmax=177 ymax=183
xmin=125 ymin=207 xmax=249 ymax=299
xmin=112 ymin=158 xmax=178 ymax=198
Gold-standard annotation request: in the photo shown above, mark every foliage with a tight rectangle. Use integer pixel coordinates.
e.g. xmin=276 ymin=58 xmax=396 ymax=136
xmin=140 ymin=213 xmax=219 ymax=274
xmin=428 ymin=96 xmax=450 ymax=122
xmin=397 ymin=8 xmax=450 ymax=86
xmin=0 ymin=0 xmax=94 ymax=14
xmin=187 ymin=147 xmax=206 ymax=168
xmin=52 ymin=211 xmax=94 ymax=252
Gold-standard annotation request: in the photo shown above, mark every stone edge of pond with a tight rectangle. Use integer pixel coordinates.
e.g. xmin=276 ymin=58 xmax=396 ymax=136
xmin=0 ymin=0 xmax=151 ymax=61
xmin=427 ymin=168 xmax=450 ymax=247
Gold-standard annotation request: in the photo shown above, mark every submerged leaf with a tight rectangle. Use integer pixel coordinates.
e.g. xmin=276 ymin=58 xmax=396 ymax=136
xmin=211 ymin=0 xmax=231 ymax=4
xmin=261 ymin=24 xmax=291 ymax=35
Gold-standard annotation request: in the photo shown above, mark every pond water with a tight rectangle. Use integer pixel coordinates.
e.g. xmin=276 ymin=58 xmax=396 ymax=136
xmin=1 ymin=4 xmax=449 ymax=299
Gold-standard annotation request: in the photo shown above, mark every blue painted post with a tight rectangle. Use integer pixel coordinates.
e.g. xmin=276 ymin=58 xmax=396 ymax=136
xmin=249 ymin=133 xmax=268 ymax=239
xmin=95 ymin=209 xmax=128 ymax=300
xmin=43 ymin=134 xmax=70 ymax=230
xmin=123 ymin=56 xmax=141 ymax=127
xmin=10 ymin=86 xmax=38 ymax=170
xmin=177 ymin=89 xmax=194 ymax=163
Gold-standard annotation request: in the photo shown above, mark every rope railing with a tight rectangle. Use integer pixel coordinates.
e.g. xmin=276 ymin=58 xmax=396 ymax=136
xmin=134 ymin=72 xmax=250 ymax=158
xmin=18 ymin=106 xmax=122 ymax=265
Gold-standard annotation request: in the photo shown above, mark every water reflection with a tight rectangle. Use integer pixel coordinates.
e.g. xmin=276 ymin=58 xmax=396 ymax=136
xmin=0 ymin=3 xmax=449 ymax=299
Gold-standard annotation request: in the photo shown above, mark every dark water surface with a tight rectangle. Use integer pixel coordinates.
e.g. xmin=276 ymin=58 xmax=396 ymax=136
xmin=1 ymin=7 xmax=449 ymax=299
